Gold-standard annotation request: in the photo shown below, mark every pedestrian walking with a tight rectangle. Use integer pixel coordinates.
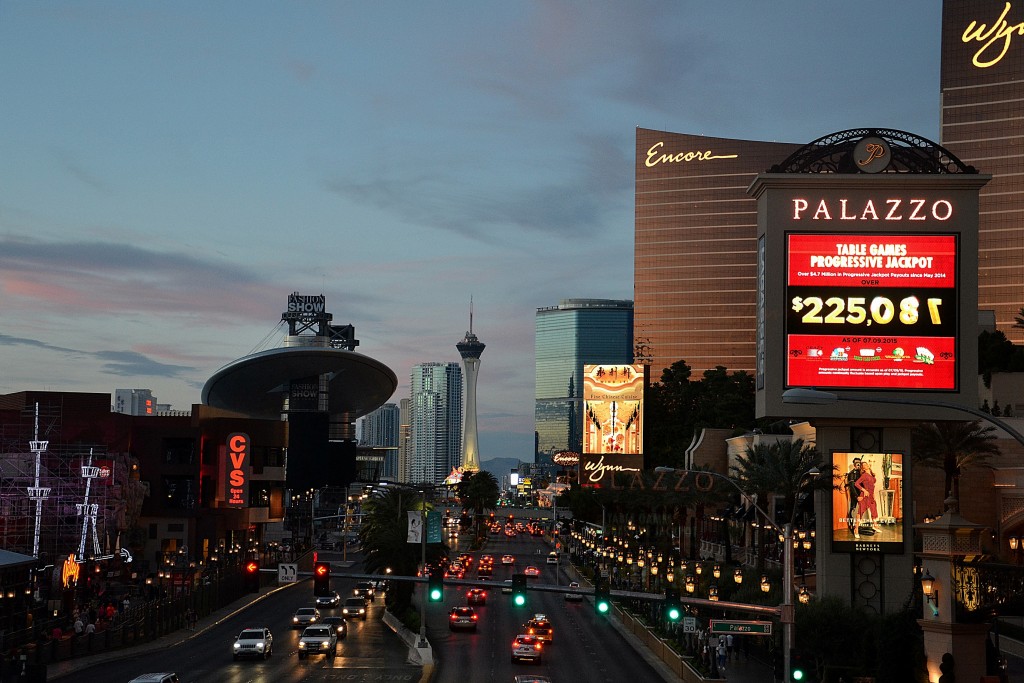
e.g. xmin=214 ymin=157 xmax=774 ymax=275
xmin=717 ymin=640 xmax=727 ymax=670
xmin=726 ymin=633 xmax=734 ymax=661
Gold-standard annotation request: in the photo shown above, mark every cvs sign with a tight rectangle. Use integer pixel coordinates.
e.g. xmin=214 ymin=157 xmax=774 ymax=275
xmin=224 ymin=432 xmax=250 ymax=507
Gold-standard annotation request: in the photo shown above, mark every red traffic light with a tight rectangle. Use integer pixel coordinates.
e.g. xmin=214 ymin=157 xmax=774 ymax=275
xmin=245 ymin=561 xmax=259 ymax=574
xmin=315 ymin=563 xmax=329 ymax=577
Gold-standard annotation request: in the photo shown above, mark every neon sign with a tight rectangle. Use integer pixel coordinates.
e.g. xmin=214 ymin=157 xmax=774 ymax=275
xmin=61 ymin=553 xmax=80 ymax=588
xmin=224 ymin=432 xmax=250 ymax=507
xmin=962 ymin=1 xmax=1024 ymax=68
xmin=644 ymin=142 xmax=738 ymax=168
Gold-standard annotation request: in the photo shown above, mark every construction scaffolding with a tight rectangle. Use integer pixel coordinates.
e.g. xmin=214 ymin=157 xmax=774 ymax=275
xmin=0 ymin=402 xmax=120 ymax=566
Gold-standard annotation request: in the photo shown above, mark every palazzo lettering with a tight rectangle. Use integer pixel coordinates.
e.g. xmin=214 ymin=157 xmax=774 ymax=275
xmin=791 ymin=198 xmax=953 ymax=222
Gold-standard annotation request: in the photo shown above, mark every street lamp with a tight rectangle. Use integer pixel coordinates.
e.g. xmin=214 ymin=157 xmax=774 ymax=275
xmin=654 ymin=464 xmax=819 ymax=683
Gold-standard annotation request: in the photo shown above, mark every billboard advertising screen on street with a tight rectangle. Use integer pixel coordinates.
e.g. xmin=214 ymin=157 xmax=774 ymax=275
xmin=582 ymin=364 xmax=644 ymax=456
xmin=831 ymin=451 xmax=904 ymax=554
xmin=785 ymin=233 xmax=959 ymax=391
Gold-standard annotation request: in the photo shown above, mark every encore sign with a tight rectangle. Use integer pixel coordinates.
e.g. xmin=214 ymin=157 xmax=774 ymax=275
xmin=225 ymin=432 xmax=250 ymax=507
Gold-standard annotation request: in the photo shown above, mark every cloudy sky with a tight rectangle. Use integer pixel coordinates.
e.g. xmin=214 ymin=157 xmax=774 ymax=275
xmin=0 ymin=1 xmax=941 ymax=461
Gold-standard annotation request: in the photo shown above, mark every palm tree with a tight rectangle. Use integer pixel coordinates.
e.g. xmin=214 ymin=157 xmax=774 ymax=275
xmin=358 ymin=488 xmax=446 ymax=613
xmin=731 ymin=439 xmax=828 ymax=570
xmin=455 ymin=470 xmax=500 ymax=541
xmin=911 ymin=420 xmax=1000 ymax=503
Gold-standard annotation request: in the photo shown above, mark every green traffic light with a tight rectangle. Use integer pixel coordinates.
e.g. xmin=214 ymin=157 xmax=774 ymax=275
xmin=428 ymin=587 xmax=443 ymax=601
xmin=792 ymin=669 xmax=804 ymax=681
xmin=596 ymin=600 xmax=609 ymax=614
xmin=513 ymin=593 xmax=526 ymax=607
xmin=667 ymin=607 xmax=681 ymax=621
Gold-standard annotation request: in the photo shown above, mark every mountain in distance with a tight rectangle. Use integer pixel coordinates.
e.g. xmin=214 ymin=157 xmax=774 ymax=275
xmin=479 ymin=456 xmax=523 ymax=480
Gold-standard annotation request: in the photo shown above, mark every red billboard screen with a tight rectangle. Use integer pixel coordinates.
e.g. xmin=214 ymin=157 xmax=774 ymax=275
xmin=785 ymin=233 xmax=958 ymax=391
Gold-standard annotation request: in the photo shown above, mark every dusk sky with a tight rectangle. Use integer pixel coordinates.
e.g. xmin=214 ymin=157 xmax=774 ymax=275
xmin=0 ymin=2 xmax=941 ymax=462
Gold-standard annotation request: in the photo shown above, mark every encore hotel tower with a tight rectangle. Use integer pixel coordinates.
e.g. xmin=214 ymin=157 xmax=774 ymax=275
xmin=635 ymin=0 xmax=1024 ymax=381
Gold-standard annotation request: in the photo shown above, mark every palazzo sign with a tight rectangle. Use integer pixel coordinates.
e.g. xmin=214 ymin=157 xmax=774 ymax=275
xmin=224 ymin=432 xmax=250 ymax=508
xmin=749 ymin=154 xmax=988 ymax=421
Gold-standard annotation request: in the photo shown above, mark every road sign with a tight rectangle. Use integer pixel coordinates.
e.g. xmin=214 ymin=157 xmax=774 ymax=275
xmin=278 ymin=562 xmax=298 ymax=584
xmin=710 ymin=619 xmax=772 ymax=635
xmin=682 ymin=616 xmax=697 ymax=633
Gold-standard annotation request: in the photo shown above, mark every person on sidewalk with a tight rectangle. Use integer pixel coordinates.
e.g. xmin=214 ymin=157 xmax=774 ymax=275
xmin=717 ymin=640 xmax=727 ymax=671
xmin=726 ymin=633 xmax=734 ymax=661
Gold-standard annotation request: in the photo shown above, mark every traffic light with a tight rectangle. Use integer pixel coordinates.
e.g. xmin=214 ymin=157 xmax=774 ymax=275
xmin=427 ymin=568 xmax=444 ymax=602
xmin=664 ymin=588 xmax=681 ymax=622
xmin=313 ymin=561 xmax=331 ymax=596
xmin=594 ymin=580 xmax=610 ymax=615
xmin=790 ymin=649 xmax=806 ymax=681
xmin=511 ymin=573 xmax=527 ymax=607
xmin=244 ymin=559 xmax=260 ymax=593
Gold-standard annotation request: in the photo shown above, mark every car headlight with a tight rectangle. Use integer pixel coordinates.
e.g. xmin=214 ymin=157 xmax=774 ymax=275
xmin=321 ymin=641 xmax=330 ymax=648
xmin=233 ymin=643 xmax=241 ymax=650
xmin=293 ymin=617 xmax=299 ymax=622
xmin=256 ymin=643 xmax=264 ymax=650
xmin=298 ymin=641 xmax=306 ymax=649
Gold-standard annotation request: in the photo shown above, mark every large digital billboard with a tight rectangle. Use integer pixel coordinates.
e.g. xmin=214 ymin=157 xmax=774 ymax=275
xmin=786 ymin=233 xmax=959 ymax=391
xmin=831 ymin=451 xmax=904 ymax=554
xmin=581 ymin=364 xmax=644 ymax=486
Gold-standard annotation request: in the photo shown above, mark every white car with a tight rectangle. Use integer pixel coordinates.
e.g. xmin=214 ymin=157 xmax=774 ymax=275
xmin=128 ymin=676 xmax=179 ymax=683
xmin=297 ymin=625 xmax=337 ymax=659
xmin=564 ymin=581 xmax=583 ymax=601
xmin=501 ymin=579 xmax=513 ymax=594
xmin=546 ymin=552 xmax=559 ymax=565
xmin=232 ymin=627 xmax=273 ymax=660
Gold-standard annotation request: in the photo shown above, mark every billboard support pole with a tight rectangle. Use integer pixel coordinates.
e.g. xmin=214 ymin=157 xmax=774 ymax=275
xmin=782 ymin=388 xmax=1024 ymax=448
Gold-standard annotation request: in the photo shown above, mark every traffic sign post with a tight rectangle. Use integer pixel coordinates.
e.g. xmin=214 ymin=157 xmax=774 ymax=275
xmin=278 ymin=562 xmax=298 ymax=584
xmin=710 ymin=619 xmax=773 ymax=635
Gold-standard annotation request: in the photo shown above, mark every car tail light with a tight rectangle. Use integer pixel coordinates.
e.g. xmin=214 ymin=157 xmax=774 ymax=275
xmin=471 ymin=614 xmax=478 ymax=621
xmin=535 ymin=642 xmax=542 ymax=650
xmin=528 ymin=628 xmax=535 ymax=634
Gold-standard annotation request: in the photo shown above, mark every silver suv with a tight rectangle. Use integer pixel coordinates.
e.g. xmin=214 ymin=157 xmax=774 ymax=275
xmin=297 ymin=625 xmax=337 ymax=659
xmin=232 ymin=627 xmax=273 ymax=660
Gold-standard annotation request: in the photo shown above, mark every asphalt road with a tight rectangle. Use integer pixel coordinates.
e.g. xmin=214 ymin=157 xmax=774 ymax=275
xmin=427 ymin=528 xmax=667 ymax=683
xmin=50 ymin=570 xmax=420 ymax=683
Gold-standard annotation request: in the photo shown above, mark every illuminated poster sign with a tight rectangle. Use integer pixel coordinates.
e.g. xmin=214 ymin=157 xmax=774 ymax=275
xmin=786 ymin=233 xmax=958 ymax=391
xmin=581 ymin=364 xmax=644 ymax=486
xmin=224 ymin=432 xmax=250 ymax=508
xmin=831 ymin=451 xmax=904 ymax=554
xmin=583 ymin=364 xmax=643 ymax=455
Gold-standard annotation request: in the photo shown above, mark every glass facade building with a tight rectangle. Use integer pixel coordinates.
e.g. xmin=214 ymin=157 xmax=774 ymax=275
xmin=634 ymin=128 xmax=800 ymax=380
xmin=535 ymin=299 xmax=633 ymax=466
xmin=941 ymin=1 xmax=1024 ymax=341
xmin=410 ymin=362 xmax=463 ymax=485
xmin=359 ymin=402 xmax=399 ymax=479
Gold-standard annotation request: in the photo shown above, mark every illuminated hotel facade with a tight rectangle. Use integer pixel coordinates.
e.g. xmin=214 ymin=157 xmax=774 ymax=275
xmin=941 ymin=0 xmax=1024 ymax=340
xmin=634 ymin=129 xmax=800 ymax=378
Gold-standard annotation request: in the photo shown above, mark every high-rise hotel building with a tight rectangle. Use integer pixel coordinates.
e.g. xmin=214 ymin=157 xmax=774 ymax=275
xmin=535 ymin=299 xmax=633 ymax=465
xmin=410 ymin=362 xmax=463 ymax=485
xmin=941 ymin=0 xmax=1024 ymax=339
xmin=634 ymin=129 xmax=800 ymax=379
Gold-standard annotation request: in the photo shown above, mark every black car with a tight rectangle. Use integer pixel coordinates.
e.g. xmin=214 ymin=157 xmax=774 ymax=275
xmin=321 ymin=616 xmax=348 ymax=639
xmin=353 ymin=581 xmax=376 ymax=602
xmin=315 ymin=591 xmax=341 ymax=608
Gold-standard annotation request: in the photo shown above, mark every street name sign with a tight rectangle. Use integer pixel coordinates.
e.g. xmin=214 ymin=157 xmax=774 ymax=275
xmin=710 ymin=619 xmax=772 ymax=635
